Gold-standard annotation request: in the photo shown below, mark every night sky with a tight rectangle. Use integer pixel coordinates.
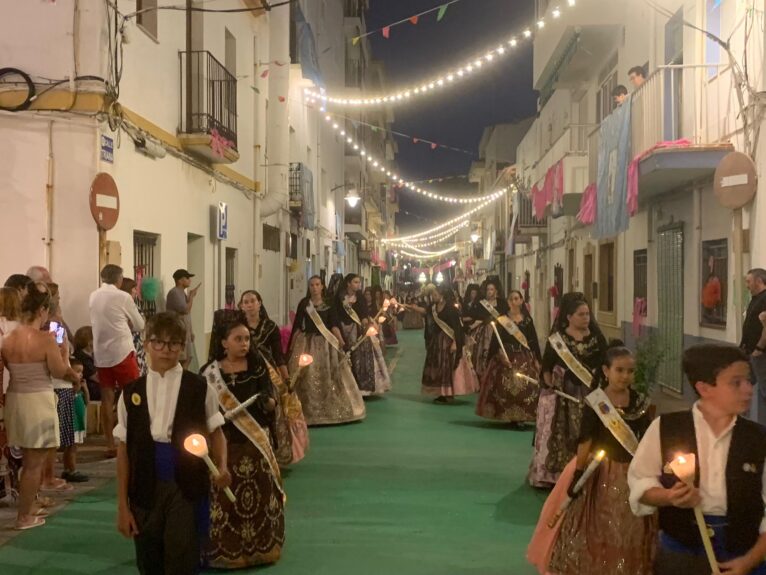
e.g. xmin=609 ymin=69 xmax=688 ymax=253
xmin=366 ymin=0 xmax=539 ymax=233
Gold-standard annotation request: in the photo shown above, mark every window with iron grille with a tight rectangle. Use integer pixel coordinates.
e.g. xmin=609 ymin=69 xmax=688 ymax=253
xmin=225 ymin=247 xmax=237 ymax=309
xmin=263 ymin=224 xmax=280 ymax=252
xmin=634 ymin=249 xmax=648 ymax=316
xmin=133 ymin=231 xmax=159 ymax=317
xmin=596 ymin=70 xmax=618 ymax=123
xmin=289 ymin=233 xmax=298 ymax=259
xmin=137 ymin=0 xmax=158 ymax=40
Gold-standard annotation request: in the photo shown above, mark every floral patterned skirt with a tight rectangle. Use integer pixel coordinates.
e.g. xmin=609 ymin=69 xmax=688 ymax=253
xmin=476 ymin=350 xmax=539 ymax=422
xmin=205 ymin=441 xmax=285 ymax=569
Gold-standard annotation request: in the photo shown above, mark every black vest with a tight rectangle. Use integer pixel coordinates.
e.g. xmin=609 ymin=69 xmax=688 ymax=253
xmin=659 ymin=410 xmax=766 ymax=555
xmin=124 ymin=371 xmax=211 ymax=509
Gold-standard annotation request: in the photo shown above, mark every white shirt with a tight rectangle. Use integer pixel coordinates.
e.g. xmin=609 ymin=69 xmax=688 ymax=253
xmin=628 ymin=402 xmax=766 ymax=533
xmin=89 ymin=283 xmax=145 ymax=368
xmin=113 ymin=364 xmax=225 ymax=443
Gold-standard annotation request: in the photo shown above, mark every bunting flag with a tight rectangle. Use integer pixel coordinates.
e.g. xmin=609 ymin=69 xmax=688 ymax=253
xmin=350 ymin=0 xmax=460 ymax=44
xmin=278 ymin=96 xmax=286 ymax=103
xmin=260 ymin=69 xmax=269 ymax=78
xmin=431 ymin=143 xmax=437 ymax=150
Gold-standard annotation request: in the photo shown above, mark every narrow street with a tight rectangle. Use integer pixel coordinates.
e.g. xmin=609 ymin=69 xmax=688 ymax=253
xmin=0 ymin=329 xmax=544 ymax=575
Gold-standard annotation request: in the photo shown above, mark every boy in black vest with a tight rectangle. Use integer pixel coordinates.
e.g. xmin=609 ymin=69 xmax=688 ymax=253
xmin=114 ymin=312 xmax=230 ymax=575
xmin=628 ymin=343 xmax=766 ymax=574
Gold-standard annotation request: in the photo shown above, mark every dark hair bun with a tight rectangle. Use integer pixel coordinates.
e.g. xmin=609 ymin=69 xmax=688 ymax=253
xmin=607 ymin=338 xmax=625 ymax=349
xmin=21 ymin=286 xmax=50 ymax=315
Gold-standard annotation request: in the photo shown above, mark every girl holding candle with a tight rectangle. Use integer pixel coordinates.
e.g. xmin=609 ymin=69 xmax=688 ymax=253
xmin=529 ymin=293 xmax=607 ymax=488
xmin=332 ymin=274 xmax=390 ymax=396
xmin=471 ymin=278 xmax=509 ymax=380
xmin=201 ymin=320 xmax=285 ymax=569
xmin=405 ymin=286 xmax=475 ymax=403
xmin=628 ymin=343 xmax=766 ymax=575
xmin=239 ymin=290 xmax=308 ymax=466
xmin=528 ymin=341 xmax=656 ymax=574
xmin=288 ymin=276 xmax=365 ymax=425
xmin=476 ymin=290 xmax=542 ymax=424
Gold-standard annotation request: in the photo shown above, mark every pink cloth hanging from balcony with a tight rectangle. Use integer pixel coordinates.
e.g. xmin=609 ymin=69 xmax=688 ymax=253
xmin=576 ymin=182 xmax=597 ymax=225
xmin=532 ymin=184 xmax=546 ymax=221
xmin=627 ymin=139 xmax=692 ymax=215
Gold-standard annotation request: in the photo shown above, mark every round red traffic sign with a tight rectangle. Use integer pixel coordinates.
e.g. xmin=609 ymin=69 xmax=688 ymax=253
xmin=89 ymin=172 xmax=120 ymax=230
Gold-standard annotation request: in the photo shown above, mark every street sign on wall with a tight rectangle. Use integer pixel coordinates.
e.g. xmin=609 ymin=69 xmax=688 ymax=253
xmin=89 ymin=172 xmax=120 ymax=231
xmin=217 ymin=201 xmax=228 ymax=240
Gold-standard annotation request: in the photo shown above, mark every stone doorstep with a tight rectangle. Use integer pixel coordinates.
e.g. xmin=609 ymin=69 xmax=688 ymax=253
xmin=0 ymin=436 xmax=118 ymax=546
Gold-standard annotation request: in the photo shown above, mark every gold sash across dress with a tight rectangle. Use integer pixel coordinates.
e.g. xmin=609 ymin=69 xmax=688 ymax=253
xmin=480 ymin=300 xmax=530 ymax=349
xmin=306 ymin=303 xmax=342 ymax=352
xmin=203 ymin=361 xmax=284 ymax=496
xmin=584 ymin=388 xmax=640 ymax=456
xmin=432 ymin=306 xmax=455 ymax=340
xmin=548 ymin=332 xmax=593 ymax=388
xmin=342 ymin=299 xmax=363 ymax=326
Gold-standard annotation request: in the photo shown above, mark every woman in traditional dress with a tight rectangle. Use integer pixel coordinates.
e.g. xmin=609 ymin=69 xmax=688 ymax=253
xmin=201 ymin=320 xmax=285 ymax=568
xmin=470 ymin=278 xmax=509 ymax=381
xmin=528 ymin=293 xmax=606 ymax=488
xmin=240 ymin=290 xmax=308 ymax=465
xmin=528 ymin=342 xmax=656 ymax=574
xmin=476 ymin=290 xmax=542 ymax=423
xmin=332 ymin=274 xmax=390 ymax=396
xmin=381 ymin=290 xmax=399 ymax=346
xmin=405 ymin=286 xmax=475 ymax=403
xmin=288 ymin=276 xmax=365 ymax=425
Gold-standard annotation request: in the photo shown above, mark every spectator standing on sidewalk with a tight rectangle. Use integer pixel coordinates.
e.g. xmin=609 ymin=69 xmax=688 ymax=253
xmin=166 ymin=269 xmax=200 ymax=370
xmin=89 ymin=265 xmax=145 ymax=459
xmin=743 ymin=268 xmax=766 ymax=424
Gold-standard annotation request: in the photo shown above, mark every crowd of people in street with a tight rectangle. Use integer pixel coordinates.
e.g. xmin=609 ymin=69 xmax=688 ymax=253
xmin=1 ymin=262 xmax=766 ymax=574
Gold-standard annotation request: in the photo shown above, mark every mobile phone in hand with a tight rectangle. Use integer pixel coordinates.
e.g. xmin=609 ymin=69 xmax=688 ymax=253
xmin=49 ymin=321 xmax=65 ymax=344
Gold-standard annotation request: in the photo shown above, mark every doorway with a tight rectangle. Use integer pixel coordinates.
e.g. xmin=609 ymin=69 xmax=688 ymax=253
xmin=656 ymin=224 xmax=684 ymax=394
xmin=187 ymin=233 xmax=205 ymax=367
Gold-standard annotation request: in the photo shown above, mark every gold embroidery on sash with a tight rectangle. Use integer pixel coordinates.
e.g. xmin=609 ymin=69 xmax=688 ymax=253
xmin=432 ymin=306 xmax=455 ymax=340
xmin=548 ymin=332 xmax=594 ymax=387
xmin=585 ymin=388 xmax=640 ymax=456
xmin=306 ymin=303 xmax=342 ymax=352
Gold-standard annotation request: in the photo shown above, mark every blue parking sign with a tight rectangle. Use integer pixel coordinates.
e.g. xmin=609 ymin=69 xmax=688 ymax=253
xmin=217 ymin=202 xmax=228 ymax=240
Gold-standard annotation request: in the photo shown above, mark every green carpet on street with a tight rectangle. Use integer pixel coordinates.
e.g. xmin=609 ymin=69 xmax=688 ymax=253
xmin=0 ymin=329 xmax=545 ymax=574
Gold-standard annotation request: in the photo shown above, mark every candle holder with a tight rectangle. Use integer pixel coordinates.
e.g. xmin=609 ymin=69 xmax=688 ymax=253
xmin=515 ymin=372 xmax=539 ymax=385
xmin=669 ymin=453 xmax=720 ymax=574
xmin=184 ymin=434 xmax=236 ymax=503
xmin=289 ymin=353 xmax=314 ymax=388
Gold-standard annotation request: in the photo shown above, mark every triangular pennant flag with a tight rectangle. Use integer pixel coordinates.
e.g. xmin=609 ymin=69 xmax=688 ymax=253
xmin=431 ymin=143 xmax=438 ymax=150
xmin=382 ymin=26 xmax=390 ymax=38
xmin=413 ymin=138 xmax=419 ymax=144
xmin=352 ymin=36 xmax=360 ymax=45
xmin=436 ymin=4 xmax=448 ymax=22
xmin=278 ymin=96 xmax=286 ymax=103
xmin=260 ymin=69 xmax=270 ymax=78
xmin=409 ymin=15 xmax=419 ymax=25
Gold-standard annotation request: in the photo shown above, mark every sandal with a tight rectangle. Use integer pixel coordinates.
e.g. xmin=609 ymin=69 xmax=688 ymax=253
xmin=15 ymin=516 xmax=46 ymax=530
xmin=31 ymin=506 xmax=50 ymax=517
xmin=36 ymin=495 xmax=56 ymax=508
xmin=41 ymin=479 xmax=74 ymax=492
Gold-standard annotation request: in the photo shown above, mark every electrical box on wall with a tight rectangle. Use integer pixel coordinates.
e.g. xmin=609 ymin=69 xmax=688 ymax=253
xmin=106 ymin=241 xmax=122 ymax=265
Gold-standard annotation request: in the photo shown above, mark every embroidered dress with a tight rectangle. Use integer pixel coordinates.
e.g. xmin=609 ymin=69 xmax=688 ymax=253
xmin=335 ymin=297 xmax=390 ymax=396
xmin=471 ymin=299 xmax=509 ymax=380
xmin=288 ymin=299 xmax=365 ymax=426
xmin=529 ymin=390 xmax=657 ymax=574
xmin=421 ymin=304 xmax=475 ymax=396
xmin=202 ymin=357 xmax=285 ymax=569
xmin=528 ymin=331 xmax=605 ymax=487
xmin=476 ymin=314 xmax=541 ymax=423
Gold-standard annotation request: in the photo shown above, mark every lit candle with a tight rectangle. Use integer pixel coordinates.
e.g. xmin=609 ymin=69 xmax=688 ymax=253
xmin=224 ymin=392 xmax=261 ymax=419
xmin=183 ymin=434 xmax=236 ymax=503
xmin=490 ymin=321 xmax=511 ymax=365
xmin=669 ymin=454 xmax=720 ymax=574
xmin=553 ymin=389 xmax=581 ymax=404
xmin=349 ymin=326 xmax=379 ymax=355
xmin=515 ymin=372 xmax=539 ymax=385
xmin=548 ymin=450 xmax=606 ymax=528
xmin=289 ymin=353 xmax=314 ymax=388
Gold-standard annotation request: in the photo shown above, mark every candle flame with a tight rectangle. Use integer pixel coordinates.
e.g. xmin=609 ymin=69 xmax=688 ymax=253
xmin=366 ymin=326 xmax=378 ymax=337
xmin=184 ymin=433 xmax=209 ymax=457
xmin=382 ymin=299 xmax=391 ymax=309
xmin=298 ymin=353 xmax=313 ymax=367
xmin=596 ymin=449 xmax=606 ymax=461
xmin=377 ymin=316 xmax=386 ymax=323
xmin=677 ymin=455 xmax=687 ymax=465
xmin=390 ymin=297 xmax=397 ymax=305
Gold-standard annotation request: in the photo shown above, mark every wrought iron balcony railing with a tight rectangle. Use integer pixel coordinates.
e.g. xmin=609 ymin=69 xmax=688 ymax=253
xmin=179 ymin=50 xmax=238 ymax=149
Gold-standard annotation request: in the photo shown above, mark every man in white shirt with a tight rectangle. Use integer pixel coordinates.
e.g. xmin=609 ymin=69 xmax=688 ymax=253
xmin=628 ymin=343 xmax=766 ymax=575
xmin=89 ymin=264 xmax=145 ymax=458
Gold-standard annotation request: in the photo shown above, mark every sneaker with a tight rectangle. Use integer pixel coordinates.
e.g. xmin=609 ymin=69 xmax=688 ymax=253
xmin=61 ymin=471 xmax=89 ymax=483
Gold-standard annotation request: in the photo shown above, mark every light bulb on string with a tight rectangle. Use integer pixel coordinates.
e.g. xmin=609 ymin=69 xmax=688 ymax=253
xmin=304 ymin=1 xmax=577 ymax=108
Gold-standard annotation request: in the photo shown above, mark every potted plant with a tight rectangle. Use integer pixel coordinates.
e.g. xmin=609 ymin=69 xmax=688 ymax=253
xmin=633 ymin=334 xmax=664 ymax=398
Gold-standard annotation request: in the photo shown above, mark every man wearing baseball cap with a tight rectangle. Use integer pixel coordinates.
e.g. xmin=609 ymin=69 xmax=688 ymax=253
xmin=166 ymin=269 xmax=200 ymax=369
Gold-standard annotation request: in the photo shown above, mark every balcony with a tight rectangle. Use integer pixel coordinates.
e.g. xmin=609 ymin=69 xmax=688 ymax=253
xmin=514 ymin=193 xmax=547 ymax=243
xmin=289 ymin=163 xmax=316 ymax=230
xmin=630 ymin=64 xmax=734 ymax=199
xmin=345 ymin=203 xmax=368 ymax=242
xmin=179 ymin=51 xmax=239 ymax=164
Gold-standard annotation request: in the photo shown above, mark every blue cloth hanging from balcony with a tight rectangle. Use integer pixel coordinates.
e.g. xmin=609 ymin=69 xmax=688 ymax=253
xmin=294 ymin=4 xmax=324 ymax=89
xmin=596 ymin=97 xmax=632 ymax=238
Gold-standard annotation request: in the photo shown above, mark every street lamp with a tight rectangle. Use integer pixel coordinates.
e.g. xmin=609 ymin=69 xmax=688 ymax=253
xmin=470 ymin=232 xmax=480 ymax=243
xmin=418 ymin=272 xmax=427 ymax=283
xmin=435 ymin=271 xmax=444 ymax=284
xmin=345 ymin=188 xmax=361 ymax=208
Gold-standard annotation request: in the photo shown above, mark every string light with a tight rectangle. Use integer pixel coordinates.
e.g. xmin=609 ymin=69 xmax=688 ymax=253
xmin=383 ymin=197 xmax=502 ymax=243
xmin=399 ymin=243 xmax=458 ymax=257
xmin=321 ymin=112 xmax=510 ymax=204
xmin=400 ymin=249 xmax=457 ymax=260
xmin=304 ymin=2 xmax=577 ymax=108
xmin=388 ymin=221 xmax=468 ymax=248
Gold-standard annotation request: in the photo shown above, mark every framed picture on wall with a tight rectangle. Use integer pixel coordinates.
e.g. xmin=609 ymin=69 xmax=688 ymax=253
xmin=700 ymin=239 xmax=728 ymax=328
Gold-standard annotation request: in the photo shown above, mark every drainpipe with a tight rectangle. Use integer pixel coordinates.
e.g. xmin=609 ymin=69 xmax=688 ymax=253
xmin=45 ymin=121 xmax=54 ymax=272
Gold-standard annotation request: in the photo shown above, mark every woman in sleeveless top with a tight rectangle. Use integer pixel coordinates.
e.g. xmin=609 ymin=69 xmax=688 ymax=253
xmin=0 ymin=287 xmax=21 ymax=503
xmin=288 ymin=276 xmax=365 ymax=425
xmin=1 ymin=283 xmax=78 ymax=530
